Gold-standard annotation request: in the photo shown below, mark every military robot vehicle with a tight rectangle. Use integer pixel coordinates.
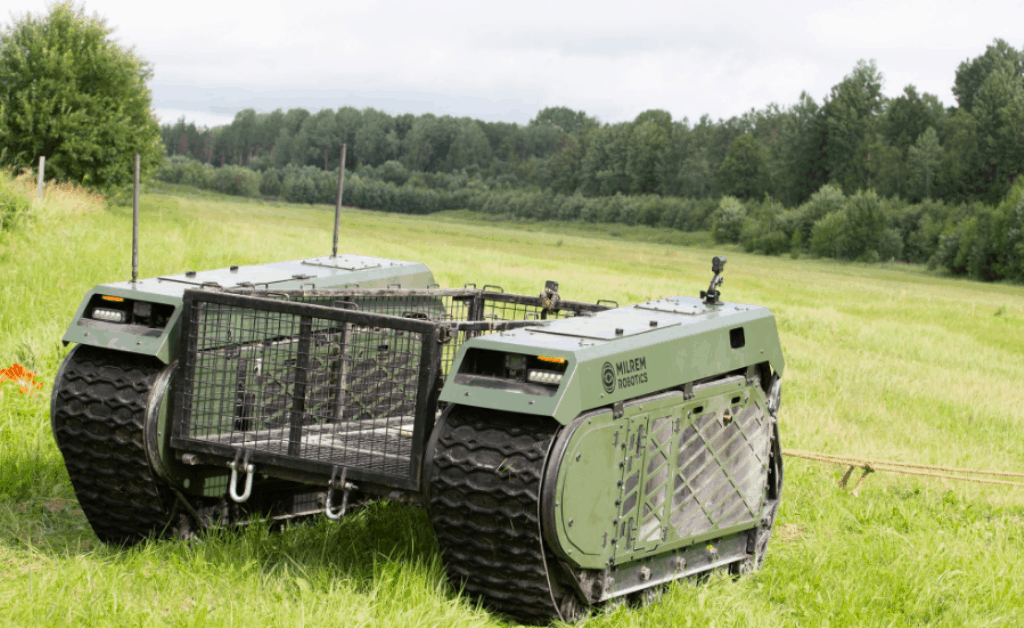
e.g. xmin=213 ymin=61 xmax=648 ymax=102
xmin=49 ymin=170 xmax=783 ymax=624
xmin=52 ymin=247 xmax=784 ymax=623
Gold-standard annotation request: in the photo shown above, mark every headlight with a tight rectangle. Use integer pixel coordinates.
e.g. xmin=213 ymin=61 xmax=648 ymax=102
xmin=92 ymin=308 xmax=126 ymax=323
xmin=527 ymin=369 xmax=563 ymax=385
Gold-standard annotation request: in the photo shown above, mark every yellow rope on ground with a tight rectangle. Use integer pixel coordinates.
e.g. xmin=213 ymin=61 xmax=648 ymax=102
xmin=783 ymin=449 xmax=1024 ymax=478
xmin=782 ymin=448 xmax=1024 ymax=489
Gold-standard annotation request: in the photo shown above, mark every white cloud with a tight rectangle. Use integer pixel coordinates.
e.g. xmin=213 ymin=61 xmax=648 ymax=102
xmin=11 ymin=0 xmax=1024 ymax=125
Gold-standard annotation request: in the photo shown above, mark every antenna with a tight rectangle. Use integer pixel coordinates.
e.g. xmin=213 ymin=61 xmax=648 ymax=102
xmin=332 ymin=143 xmax=346 ymax=258
xmin=132 ymin=153 xmax=140 ymax=283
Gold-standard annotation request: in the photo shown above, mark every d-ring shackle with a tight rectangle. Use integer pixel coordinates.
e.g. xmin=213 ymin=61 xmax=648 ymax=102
xmin=228 ymin=460 xmax=255 ymax=503
xmin=325 ymin=467 xmax=354 ymax=520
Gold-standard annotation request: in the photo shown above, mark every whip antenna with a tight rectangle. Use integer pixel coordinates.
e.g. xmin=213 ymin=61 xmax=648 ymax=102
xmin=132 ymin=153 xmax=140 ymax=283
xmin=332 ymin=143 xmax=346 ymax=258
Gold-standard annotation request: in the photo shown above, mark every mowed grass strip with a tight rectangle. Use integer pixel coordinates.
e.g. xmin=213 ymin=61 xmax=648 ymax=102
xmin=1 ymin=184 xmax=1022 ymax=627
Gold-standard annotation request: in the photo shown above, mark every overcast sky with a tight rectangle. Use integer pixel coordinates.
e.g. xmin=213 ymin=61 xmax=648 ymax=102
xmin=12 ymin=0 xmax=1024 ymax=128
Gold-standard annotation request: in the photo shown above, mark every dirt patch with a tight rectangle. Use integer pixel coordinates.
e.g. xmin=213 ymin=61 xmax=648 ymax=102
xmin=776 ymin=523 xmax=805 ymax=543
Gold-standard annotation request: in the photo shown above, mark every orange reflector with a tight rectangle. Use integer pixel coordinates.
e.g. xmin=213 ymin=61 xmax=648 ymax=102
xmin=101 ymin=295 xmax=124 ymax=302
xmin=537 ymin=356 xmax=566 ymax=364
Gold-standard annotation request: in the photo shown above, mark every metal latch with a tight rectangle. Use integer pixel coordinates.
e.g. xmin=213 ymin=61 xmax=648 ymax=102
xmin=325 ymin=466 xmax=356 ymax=520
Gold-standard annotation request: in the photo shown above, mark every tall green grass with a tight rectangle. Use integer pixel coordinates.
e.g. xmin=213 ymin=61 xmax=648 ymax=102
xmin=1 ymin=183 xmax=1023 ymax=626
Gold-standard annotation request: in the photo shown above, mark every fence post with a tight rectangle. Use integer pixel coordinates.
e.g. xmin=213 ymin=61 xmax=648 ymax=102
xmin=37 ymin=156 xmax=45 ymax=199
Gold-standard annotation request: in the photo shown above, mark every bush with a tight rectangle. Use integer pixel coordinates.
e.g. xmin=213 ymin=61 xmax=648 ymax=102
xmin=206 ymin=165 xmax=261 ymax=198
xmin=711 ymin=197 xmax=746 ymax=243
xmin=809 ymin=211 xmax=847 ymax=258
xmin=154 ymin=155 xmax=210 ymax=187
xmin=837 ymin=190 xmax=887 ymax=261
xmin=739 ymin=197 xmax=790 ymax=255
xmin=374 ymin=160 xmax=411 ymax=186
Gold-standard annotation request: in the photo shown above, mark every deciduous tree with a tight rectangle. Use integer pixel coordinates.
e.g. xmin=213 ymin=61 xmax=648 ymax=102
xmin=0 ymin=2 xmax=163 ymax=191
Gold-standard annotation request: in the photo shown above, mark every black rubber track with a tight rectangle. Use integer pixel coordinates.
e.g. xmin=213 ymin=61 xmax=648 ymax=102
xmin=428 ymin=406 xmax=572 ymax=624
xmin=51 ymin=346 xmax=175 ymax=545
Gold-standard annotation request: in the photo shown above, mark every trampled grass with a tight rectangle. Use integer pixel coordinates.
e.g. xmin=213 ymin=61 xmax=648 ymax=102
xmin=1 ymin=182 xmax=1023 ymax=627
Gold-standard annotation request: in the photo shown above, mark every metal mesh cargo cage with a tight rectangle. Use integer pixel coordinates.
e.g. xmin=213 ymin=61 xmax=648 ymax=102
xmin=171 ymin=287 xmax=610 ymax=490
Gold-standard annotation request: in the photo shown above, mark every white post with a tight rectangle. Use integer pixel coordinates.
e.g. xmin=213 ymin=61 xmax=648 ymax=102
xmin=37 ymin=156 xmax=45 ymax=199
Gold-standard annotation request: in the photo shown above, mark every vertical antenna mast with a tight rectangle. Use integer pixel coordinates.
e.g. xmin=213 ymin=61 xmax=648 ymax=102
xmin=332 ymin=143 xmax=346 ymax=258
xmin=132 ymin=153 xmax=140 ymax=283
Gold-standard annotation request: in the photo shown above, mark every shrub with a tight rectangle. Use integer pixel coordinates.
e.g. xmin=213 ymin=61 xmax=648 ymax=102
xmin=837 ymin=190 xmax=886 ymax=261
xmin=809 ymin=211 xmax=847 ymax=258
xmin=711 ymin=197 xmax=746 ymax=243
xmin=207 ymin=165 xmax=261 ymax=198
xmin=791 ymin=184 xmax=845 ymax=251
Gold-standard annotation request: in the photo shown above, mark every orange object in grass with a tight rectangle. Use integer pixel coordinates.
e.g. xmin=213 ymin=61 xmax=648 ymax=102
xmin=0 ymin=363 xmax=44 ymax=395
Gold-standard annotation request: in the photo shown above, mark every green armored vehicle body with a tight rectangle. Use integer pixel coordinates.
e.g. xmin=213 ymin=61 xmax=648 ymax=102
xmin=52 ymin=255 xmax=784 ymax=623
xmin=51 ymin=254 xmax=437 ymax=543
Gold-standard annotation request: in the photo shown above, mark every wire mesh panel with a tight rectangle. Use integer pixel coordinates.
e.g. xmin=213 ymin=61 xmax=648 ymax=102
xmin=287 ymin=290 xmax=474 ymax=377
xmin=173 ymin=287 xmax=613 ymax=489
xmin=611 ymin=387 xmax=770 ymax=558
xmin=252 ymin=288 xmax=613 ymax=377
xmin=667 ymin=403 xmax=770 ymax=541
xmin=481 ymin=292 xmax=609 ymax=323
xmin=174 ymin=292 xmax=440 ymax=488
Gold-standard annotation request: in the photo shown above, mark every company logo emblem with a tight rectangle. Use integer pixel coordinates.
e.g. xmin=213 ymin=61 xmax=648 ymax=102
xmin=601 ymin=362 xmax=616 ymax=394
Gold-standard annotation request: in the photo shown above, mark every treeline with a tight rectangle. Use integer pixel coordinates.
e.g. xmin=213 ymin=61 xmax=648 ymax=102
xmin=158 ymin=39 xmax=1024 ymax=283
xmin=163 ymin=40 xmax=1024 ymax=208
xmin=155 ymin=155 xmax=1024 ymax=282
xmin=155 ymin=155 xmax=718 ymax=229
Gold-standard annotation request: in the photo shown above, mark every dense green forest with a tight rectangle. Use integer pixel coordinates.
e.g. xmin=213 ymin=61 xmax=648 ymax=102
xmin=159 ymin=40 xmax=1024 ymax=283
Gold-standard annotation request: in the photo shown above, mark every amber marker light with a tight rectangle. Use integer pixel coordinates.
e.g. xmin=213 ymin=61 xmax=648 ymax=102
xmin=101 ymin=296 xmax=124 ymax=302
xmin=537 ymin=356 xmax=566 ymax=364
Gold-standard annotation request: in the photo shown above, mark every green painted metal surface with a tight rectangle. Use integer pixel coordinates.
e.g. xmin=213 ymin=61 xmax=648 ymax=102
xmin=548 ymin=378 xmax=773 ymax=570
xmin=58 ymin=254 xmax=434 ymax=499
xmin=439 ymin=296 xmax=784 ymax=425
xmin=62 ymin=255 xmax=435 ymax=364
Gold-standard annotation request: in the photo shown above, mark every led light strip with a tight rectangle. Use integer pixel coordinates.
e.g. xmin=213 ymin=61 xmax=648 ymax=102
xmin=92 ymin=308 xmax=125 ymax=323
xmin=527 ymin=369 xmax=563 ymax=385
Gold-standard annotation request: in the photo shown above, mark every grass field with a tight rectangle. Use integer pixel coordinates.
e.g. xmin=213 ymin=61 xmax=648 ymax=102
xmin=2 ymin=180 xmax=1023 ymax=627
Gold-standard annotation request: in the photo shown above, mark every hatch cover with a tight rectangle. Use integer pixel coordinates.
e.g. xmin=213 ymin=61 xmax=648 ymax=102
xmin=158 ymin=266 xmax=299 ymax=289
xmin=528 ymin=315 xmax=680 ymax=341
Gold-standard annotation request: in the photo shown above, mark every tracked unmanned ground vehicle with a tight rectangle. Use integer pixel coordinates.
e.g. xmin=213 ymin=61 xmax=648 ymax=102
xmin=52 ymin=249 xmax=784 ymax=622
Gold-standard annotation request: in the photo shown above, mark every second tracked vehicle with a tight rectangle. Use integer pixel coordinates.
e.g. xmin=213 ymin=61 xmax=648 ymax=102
xmin=53 ymin=252 xmax=784 ymax=623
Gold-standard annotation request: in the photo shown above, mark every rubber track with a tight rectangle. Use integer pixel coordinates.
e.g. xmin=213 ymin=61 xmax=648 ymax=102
xmin=428 ymin=407 xmax=563 ymax=624
xmin=52 ymin=346 xmax=174 ymax=545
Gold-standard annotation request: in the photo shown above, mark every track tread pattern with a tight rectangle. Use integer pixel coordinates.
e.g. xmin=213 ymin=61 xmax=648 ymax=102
xmin=52 ymin=346 xmax=174 ymax=545
xmin=428 ymin=407 xmax=563 ymax=623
